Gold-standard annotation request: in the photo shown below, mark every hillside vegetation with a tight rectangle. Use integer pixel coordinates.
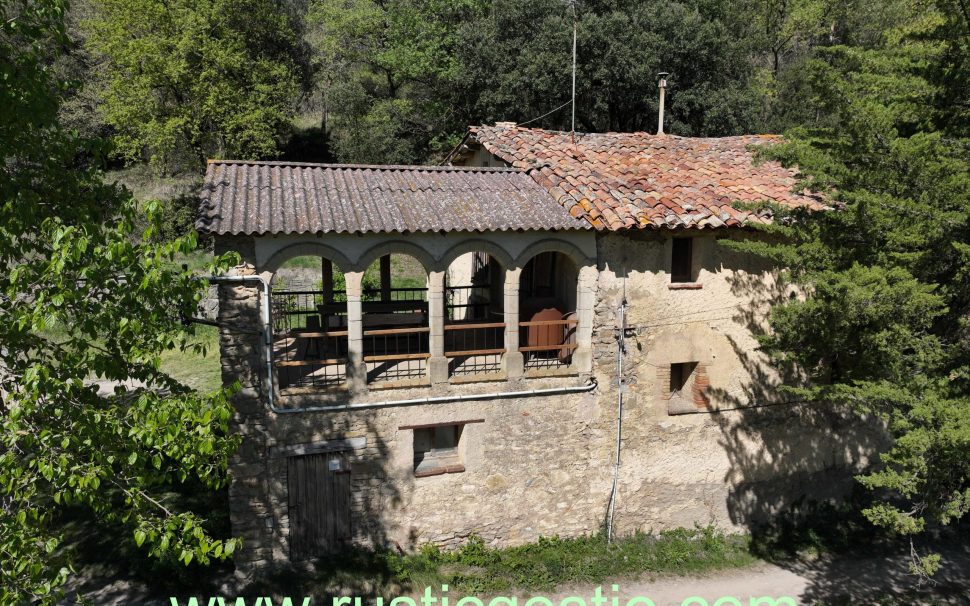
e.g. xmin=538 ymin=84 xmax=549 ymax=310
xmin=2 ymin=0 xmax=969 ymax=600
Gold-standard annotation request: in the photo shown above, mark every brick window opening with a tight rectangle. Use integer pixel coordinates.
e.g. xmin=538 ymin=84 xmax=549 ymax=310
xmin=671 ymin=238 xmax=694 ymax=283
xmin=664 ymin=361 xmax=710 ymax=415
xmin=413 ymin=424 xmax=464 ymax=477
xmin=669 ymin=361 xmax=697 ymax=395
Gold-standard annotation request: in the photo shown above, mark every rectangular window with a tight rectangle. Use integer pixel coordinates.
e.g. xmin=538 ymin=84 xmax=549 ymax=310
xmin=671 ymin=238 xmax=693 ymax=283
xmin=669 ymin=361 xmax=697 ymax=396
xmin=413 ymin=424 xmax=464 ymax=477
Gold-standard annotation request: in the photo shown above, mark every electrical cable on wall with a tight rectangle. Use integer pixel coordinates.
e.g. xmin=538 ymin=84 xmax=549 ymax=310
xmin=606 ymin=273 xmax=627 ymax=543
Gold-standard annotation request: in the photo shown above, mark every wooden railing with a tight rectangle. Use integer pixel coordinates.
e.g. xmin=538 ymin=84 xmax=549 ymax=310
xmin=272 ymin=286 xmax=579 ymax=386
xmin=273 ymin=328 xmax=349 ymax=389
xmin=363 ymin=325 xmax=430 ymax=383
xmin=443 ymin=321 xmax=506 ymax=377
xmin=443 ymin=322 xmax=505 ymax=357
xmin=520 ymin=317 xmax=577 ymax=370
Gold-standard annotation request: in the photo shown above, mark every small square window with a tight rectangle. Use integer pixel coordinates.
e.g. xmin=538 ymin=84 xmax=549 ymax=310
xmin=671 ymin=238 xmax=694 ymax=283
xmin=414 ymin=425 xmax=464 ymax=477
xmin=669 ymin=362 xmax=697 ymax=396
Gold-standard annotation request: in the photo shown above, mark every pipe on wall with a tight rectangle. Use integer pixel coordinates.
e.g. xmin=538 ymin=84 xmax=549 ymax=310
xmin=271 ymin=378 xmax=598 ymax=414
xmin=607 ymin=288 xmax=627 ymax=543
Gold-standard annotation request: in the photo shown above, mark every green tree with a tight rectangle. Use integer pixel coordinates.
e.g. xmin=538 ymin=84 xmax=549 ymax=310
xmin=308 ymin=0 xmax=485 ymax=163
xmin=83 ymin=0 xmax=311 ymax=174
xmin=1 ymin=0 xmax=241 ymax=601
xmin=310 ymin=0 xmax=768 ymax=164
xmin=732 ymin=0 xmax=970 ymax=576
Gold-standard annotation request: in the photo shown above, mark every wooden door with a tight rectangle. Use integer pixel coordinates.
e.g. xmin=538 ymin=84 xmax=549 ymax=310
xmin=287 ymin=451 xmax=351 ymax=561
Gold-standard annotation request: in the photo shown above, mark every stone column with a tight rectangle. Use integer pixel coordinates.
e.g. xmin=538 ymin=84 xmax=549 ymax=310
xmin=502 ymin=267 xmax=524 ymax=378
xmin=344 ymin=270 xmax=367 ymax=392
xmin=427 ymin=270 xmax=449 ymax=384
xmin=214 ymin=236 xmax=274 ymax=577
xmin=572 ymin=264 xmax=597 ymax=373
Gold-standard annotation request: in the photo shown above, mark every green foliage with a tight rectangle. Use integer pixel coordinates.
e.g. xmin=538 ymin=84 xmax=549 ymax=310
xmin=250 ymin=526 xmax=754 ymax=597
xmin=0 ymin=0 xmax=242 ymax=601
xmin=83 ymin=0 xmax=310 ymax=174
xmin=727 ymin=0 xmax=970 ymax=578
xmin=393 ymin=526 xmax=754 ymax=594
xmin=308 ymin=0 xmax=485 ymax=163
xmin=310 ymin=0 xmax=767 ymax=164
xmin=151 ymin=195 xmax=205 ymax=244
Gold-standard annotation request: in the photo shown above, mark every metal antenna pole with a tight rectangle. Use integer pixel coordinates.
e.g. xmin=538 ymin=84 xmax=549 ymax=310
xmin=570 ymin=1 xmax=577 ymax=143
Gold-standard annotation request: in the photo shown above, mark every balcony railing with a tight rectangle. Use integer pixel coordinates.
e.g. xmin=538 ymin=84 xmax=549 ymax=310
xmin=444 ymin=321 xmax=505 ymax=376
xmin=272 ymin=288 xmax=430 ymax=388
xmin=520 ymin=316 xmax=577 ymax=371
xmin=270 ymin=287 xmax=578 ymax=390
xmin=363 ymin=325 xmax=430 ymax=384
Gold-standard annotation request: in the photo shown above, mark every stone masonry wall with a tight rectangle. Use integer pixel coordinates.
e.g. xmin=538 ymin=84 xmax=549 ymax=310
xmin=217 ymin=232 xmax=884 ymax=578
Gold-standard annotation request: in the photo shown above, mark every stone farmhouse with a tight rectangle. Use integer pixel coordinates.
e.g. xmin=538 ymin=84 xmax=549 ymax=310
xmin=197 ymin=123 xmax=878 ymax=575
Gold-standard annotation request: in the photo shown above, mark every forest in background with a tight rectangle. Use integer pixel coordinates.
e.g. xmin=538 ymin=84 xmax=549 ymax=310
xmin=2 ymin=0 xmax=970 ymax=601
xmin=56 ymin=0 xmax=940 ymax=174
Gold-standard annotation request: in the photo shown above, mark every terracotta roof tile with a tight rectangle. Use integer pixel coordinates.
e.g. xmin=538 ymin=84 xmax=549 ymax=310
xmin=462 ymin=126 xmax=825 ymax=230
xmin=197 ymin=161 xmax=589 ymax=235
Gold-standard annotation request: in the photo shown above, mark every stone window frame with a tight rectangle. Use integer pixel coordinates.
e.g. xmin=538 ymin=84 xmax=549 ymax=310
xmin=668 ymin=236 xmax=703 ymax=290
xmin=659 ymin=361 xmax=711 ymax=415
xmin=399 ymin=419 xmax=484 ymax=478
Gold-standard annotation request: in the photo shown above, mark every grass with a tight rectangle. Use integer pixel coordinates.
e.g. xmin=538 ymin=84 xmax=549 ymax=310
xmin=747 ymin=490 xmax=895 ymax=562
xmin=400 ymin=527 xmax=756 ymax=594
xmin=275 ymin=254 xmax=430 ymax=291
xmin=247 ymin=526 xmax=756 ymax=598
xmin=159 ymin=325 xmax=223 ymax=393
xmin=106 ymin=165 xmax=200 ymax=202
xmin=172 ymin=249 xmax=217 ymax=273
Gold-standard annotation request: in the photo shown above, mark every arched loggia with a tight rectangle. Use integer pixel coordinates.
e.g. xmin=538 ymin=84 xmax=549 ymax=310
xmin=270 ymin=254 xmax=349 ymax=389
xmin=443 ymin=251 xmax=506 ymax=377
xmin=519 ymin=251 xmax=579 ymax=370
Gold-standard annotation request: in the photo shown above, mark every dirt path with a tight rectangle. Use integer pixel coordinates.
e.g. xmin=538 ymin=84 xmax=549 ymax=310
xmin=551 ymin=547 xmax=970 ymax=605
xmin=551 ymin=563 xmax=808 ymax=605
xmin=66 ymin=546 xmax=970 ymax=606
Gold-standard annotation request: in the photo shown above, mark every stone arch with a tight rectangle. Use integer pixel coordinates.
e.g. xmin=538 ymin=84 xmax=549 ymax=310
xmin=439 ymin=239 xmax=514 ymax=271
xmin=261 ymin=241 xmax=352 ymax=276
xmin=355 ymin=240 xmax=436 ymax=274
xmin=513 ymin=238 xmax=592 ymax=269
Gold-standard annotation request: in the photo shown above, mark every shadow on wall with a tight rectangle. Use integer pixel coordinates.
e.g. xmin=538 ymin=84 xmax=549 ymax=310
xmin=706 ymin=244 xmax=962 ymax=602
xmin=238 ymin=405 xmax=413 ymax=597
xmin=700 ymin=240 xmax=884 ymax=535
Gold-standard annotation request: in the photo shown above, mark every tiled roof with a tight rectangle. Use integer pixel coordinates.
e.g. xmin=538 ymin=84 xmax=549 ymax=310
xmin=459 ymin=126 xmax=825 ymax=230
xmin=197 ymin=160 xmax=589 ymax=235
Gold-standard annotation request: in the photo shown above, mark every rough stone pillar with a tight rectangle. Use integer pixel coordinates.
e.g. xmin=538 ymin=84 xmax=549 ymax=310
xmin=214 ymin=236 xmax=274 ymax=577
xmin=502 ymin=267 xmax=524 ymax=377
xmin=321 ymin=258 xmax=334 ymax=303
xmin=380 ymin=255 xmax=392 ymax=302
xmin=427 ymin=270 xmax=449 ymax=384
xmin=345 ymin=270 xmax=367 ymax=392
xmin=572 ymin=264 xmax=597 ymax=373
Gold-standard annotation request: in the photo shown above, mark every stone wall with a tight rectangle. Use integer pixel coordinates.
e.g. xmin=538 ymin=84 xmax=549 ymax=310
xmin=216 ymin=231 xmax=883 ymax=578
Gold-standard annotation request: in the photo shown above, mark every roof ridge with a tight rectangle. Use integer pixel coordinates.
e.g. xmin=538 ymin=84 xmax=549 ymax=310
xmin=463 ymin=124 xmax=822 ymax=231
xmin=206 ymin=159 xmax=524 ymax=172
xmin=470 ymin=124 xmax=784 ymax=141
